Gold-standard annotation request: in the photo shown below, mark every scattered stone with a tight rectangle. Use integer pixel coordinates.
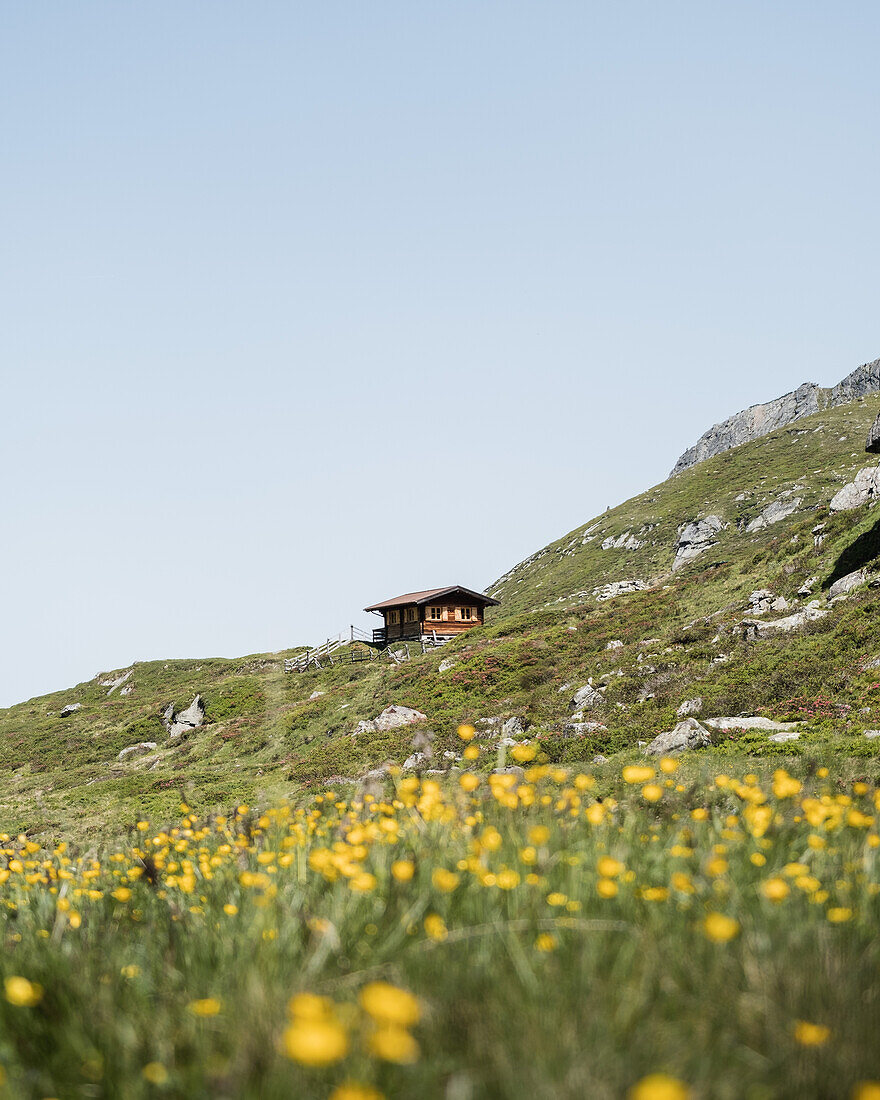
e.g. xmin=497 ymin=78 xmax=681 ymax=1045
xmin=601 ymin=531 xmax=646 ymax=551
xmin=438 ymin=658 xmax=458 ymax=673
xmin=117 ymin=742 xmax=158 ymax=762
xmin=59 ymin=703 xmax=81 ymax=718
xmin=354 ymin=705 xmax=428 ymax=735
xmin=644 ymin=718 xmax=712 ymax=756
xmin=120 ymin=685 xmax=134 ymax=696
xmin=768 ymin=731 xmax=801 ymax=743
xmin=829 ymin=463 xmax=880 ymax=511
xmin=703 ymin=717 xmax=799 ymax=732
xmin=592 ymin=754 xmax=607 ymax=765
xmin=829 ymin=569 xmax=868 ymax=599
xmin=605 ymin=640 xmax=624 ymax=650
xmin=745 ymin=497 xmax=802 ymax=532
xmin=676 ymin=697 xmax=703 ymax=718
xmin=864 ymin=730 xmax=880 ymax=740
xmin=797 ymin=576 xmax=818 ymax=597
xmin=564 ymin=722 xmax=607 ymax=737
xmin=402 ymin=751 xmax=430 ymax=770
xmin=501 ymin=717 xmax=527 ymax=737
xmin=490 ymin=766 xmax=525 ymax=781
xmin=672 ymin=516 xmax=725 ymax=571
xmin=163 ymin=695 xmax=206 ymax=741
xmin=309 ymin=691 xmax=325 ymax=701
xmin=748 ymin=590 xmax=776 ymax=614
xmin=570 ymin=685 xmax=604 ymax=711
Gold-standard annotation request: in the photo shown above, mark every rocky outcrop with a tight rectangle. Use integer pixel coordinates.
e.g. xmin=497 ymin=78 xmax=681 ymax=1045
xmin=745 ymin=496 xmax=802 ymax=532
xmin=59 ymin=703 xmax=81 ymax=718
xmin=671 ymin=357 xmax=880 ymax=475
xmin=163 ymin=695 xmax=205 ymax=741
xmin=672 ymin=516 xmax=725 ymax=571
xmin=644 ymin=718 xmax=712 ymax=756
xmin=593 ymin=580 xmax=650 ymax=601
xmin=676 ymin=697 xmax=703 ymax=718
xmin=117 ymin=742 xmax=158 ymax=762
xmin=702 ymin=716 xmax=799 ymax=732
xmin=829 ymin=463 xmax=880 ymax=511
xmin=829 ymin=569 xmax=868 ymax=599
xmin=354 ymin=705 xmax=427 ymax=735
xmin=740 ymin=603 xmax=829 ymax=638
xmin=601 ymin=532 xmax=646 ymax=551
xmin=866 ymin=412 xmax=880 ymax=454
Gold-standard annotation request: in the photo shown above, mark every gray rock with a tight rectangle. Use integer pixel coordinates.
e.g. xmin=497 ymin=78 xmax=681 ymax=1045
xmin=676 ymin=697 xmax=703 ymax=718
xmin=797 ymin=576 xmax=819 ymax=596
xmin=745 ymin=497 xmax=802 ymax=532
xmin=117 ymin=742 xmax=158 ymax=761
xmin=672 ymin=516 xmax=725 ymax=571
xmin=438 ymin=658 xmax=458 ymax=673
xmin=592 ymin=754 xmax=607 ymax=765
xmin=671 ymin=358 xmax=880 ymax=475
xmin=644 ymin=718 xmax=712 ymax=756
xmin=768 ymin=731 xmax=801 ymax=743
xmin=501 ymin=716 xmax=527 ymax=737
xmin=593 ymin=579 xmax=650 ymax=601
xmin=866 ymin=412 xmax=880 ymax=454
xmin=59 ymin=703 xmax=81 ymax=718
xmin=703 ymin=716 xmax=799 ymax=732
xmin=120 ymin=685 xmax=134 ymax=696
xmin=601 ymin=531 xmax=646 ymax=551
xmin=570 ymin=685 xmax=604 ymax=712
xmin=748 ymin=589 xmax=776 ymax=614
xmin=564 ymin=722 xmax=607 ymax=737
xmin=100 ymin=669 xmax=133 ymax=696
xmin=830 ymin=463 xmax=880 ymax=511
xmin=741 ymin=604 xmax=829 ymax=638
xmin=829 ymin=569 xmax=868 ymax=599
xmin=355 ymin=705 xmax=428 ymax=735
xmin=164 ymin=695 xmax=205 ymax=741
xmin=309 ymin=691 xmax=325 ymax=701
xmin=863 ymin=730 xmax=880 ymax=739
xmin=490 ymin=766 xmax=525 ymax=780
xmin=402 ymin=751 xmax=430 ymax=770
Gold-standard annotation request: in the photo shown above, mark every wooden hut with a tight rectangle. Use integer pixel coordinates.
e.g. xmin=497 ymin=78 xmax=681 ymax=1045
xmin=364 ymin=586 xmax=500 ymax=645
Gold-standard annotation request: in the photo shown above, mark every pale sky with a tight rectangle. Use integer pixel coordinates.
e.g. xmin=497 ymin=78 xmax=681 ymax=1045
xmin=2 ymin=2 xmax=879 ymax=707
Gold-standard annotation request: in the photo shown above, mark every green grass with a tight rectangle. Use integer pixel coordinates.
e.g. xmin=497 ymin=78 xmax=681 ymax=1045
xmin=0 ymin=759 xmax=878 ymax=1098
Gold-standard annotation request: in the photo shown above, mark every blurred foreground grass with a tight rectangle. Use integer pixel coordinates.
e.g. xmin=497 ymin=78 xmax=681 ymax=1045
xmin=1 ymin=739 xmax=879 ymax=1099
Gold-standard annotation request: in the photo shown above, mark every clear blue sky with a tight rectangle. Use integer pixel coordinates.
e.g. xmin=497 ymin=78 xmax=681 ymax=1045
xmin=2 ymin=2 xmax=878 ymax=707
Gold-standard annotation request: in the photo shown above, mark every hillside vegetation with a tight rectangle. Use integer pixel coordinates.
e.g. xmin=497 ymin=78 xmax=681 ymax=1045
xmin=4 ymin=397 xmax=880 ymax=838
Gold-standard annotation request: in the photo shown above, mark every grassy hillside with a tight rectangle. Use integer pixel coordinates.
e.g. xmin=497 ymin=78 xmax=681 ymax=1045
xmin=5 ymin=397 xmax=880 ymax=839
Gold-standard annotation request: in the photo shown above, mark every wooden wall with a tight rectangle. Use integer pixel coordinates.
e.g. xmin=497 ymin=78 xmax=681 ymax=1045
xmin=381 ymin=602 xmax=484 ymax=640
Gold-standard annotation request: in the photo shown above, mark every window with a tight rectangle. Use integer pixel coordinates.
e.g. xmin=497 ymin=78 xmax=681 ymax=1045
xmin=428 ymin=606 xmax=443 ymax=621
xmin=387 ymin=610 xmax=400 ymax=625
xmin=459 ymin=607 xmax=473 ymax=621
xmin=405 ymin=607 xmax=418 ymax=623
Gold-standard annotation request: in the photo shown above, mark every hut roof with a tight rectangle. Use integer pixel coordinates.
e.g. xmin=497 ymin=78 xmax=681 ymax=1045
xmin=364 ymin=586 xmax=500 ymax=612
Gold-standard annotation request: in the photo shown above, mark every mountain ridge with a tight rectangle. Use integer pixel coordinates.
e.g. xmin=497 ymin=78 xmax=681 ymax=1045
xmin=670 ymin=356 xmax=880 ymax=475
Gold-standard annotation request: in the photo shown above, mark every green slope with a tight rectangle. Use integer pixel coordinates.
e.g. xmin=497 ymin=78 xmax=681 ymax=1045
xmin=5 ymin=396 xmax=880 ymax=839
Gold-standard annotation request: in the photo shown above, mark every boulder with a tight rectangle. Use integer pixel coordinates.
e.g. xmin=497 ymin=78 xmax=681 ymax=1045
xmin=829 ymin=569 xmax=868 ymax=599
xmin=355 ymin=705 xmax=428 ymax=735
xmin=672 ymin=516 xmax=725 ymax=571
xmin=797 ymin=576 xmax=818 ymax=597
xmin=164 ymin=695 xmax=206 ymax=741
xmin=644 ymin=718 xmax=712 ymax=756
xmin=605 ymin=639 xmax=624 ymax=650
xmin=438 ymin=658 xmax=458 ymax=673
xmin=768 ymin=731 xmax=800 ymax=744
xmin=501 ymin=717 xmax=527 ymax=737
xmin=117 ymin=742 xmax=158 ymax=762
xmin=59 ymin=703 xmax=81 ymax=718
xmin=402 ymin=751 xmax=430 ymax=770
xmin=864 ymin=730 xmax=880 ymax=740
xmin=570 ymin=685 xmax=604 ymax=712
xmin=829 ymin=463 xmax=880 ymax=511
xmin=563 ymin=722 xmax=607 ymax=738
xmin=676 ymin=697 xmax=703 ymax=718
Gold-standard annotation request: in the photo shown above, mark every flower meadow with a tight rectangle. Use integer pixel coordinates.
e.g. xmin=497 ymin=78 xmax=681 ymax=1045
xmin=1 ymin=734 xmax=880 ymax=1098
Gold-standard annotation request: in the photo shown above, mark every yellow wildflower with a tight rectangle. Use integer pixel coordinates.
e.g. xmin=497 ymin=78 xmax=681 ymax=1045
xmin=4 ymin=976 xmax=42 ymax=1007
xmin=142 ymin=1063 xmax=169 ymax=1085
xmin=188 ymin=998 xmax=221 ymax=1017
xmin=628 ymin=1073 xmax=691 ymax=1100
xmin=359 ymin=982 xmax=420 ymax=1028
xmin=283 ymin=1018 xmax=348 ymax=1066
xmin=368 ymin=1025 xmax=420 ymax=1064
xmin=761 ymin=878 xmax=790 ymax=902
xmin=793 ymin=1020 xmax=831 ymax=1046
xmin=703 ymin=913 xmax=740 ymax=943
xmin=391 ymin=860 xmax=415 ymax=882
xmin=623 ymin=765 xmax=655 ymax=784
